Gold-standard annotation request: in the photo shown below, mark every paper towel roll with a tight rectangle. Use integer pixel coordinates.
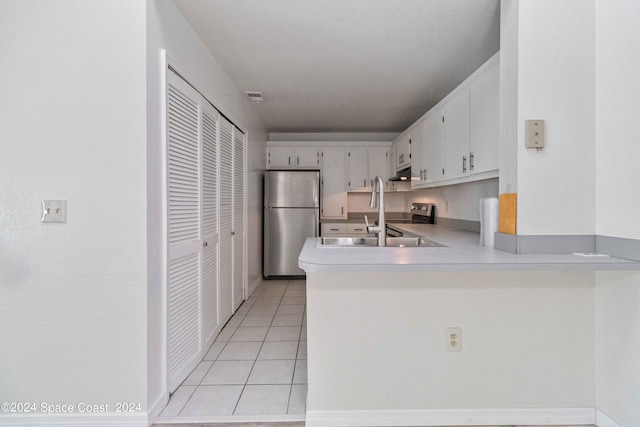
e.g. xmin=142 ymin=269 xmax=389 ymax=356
xmin=479 ymin=197 xmax=499 ymax=247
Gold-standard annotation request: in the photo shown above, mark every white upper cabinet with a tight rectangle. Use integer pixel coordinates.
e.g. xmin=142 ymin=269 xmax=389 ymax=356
xmin=442 ymin=87 xmax=470 ymax=181
xmin=347 ymin=147 xmax=391 ymax=192
xmin=469 ymin=59 xmax=499 ymax=174
xmin=295 ymin=147 xmax=321 ymax=168
xmin=395 ymin=132 xmax=411 ymax=170
xmin=387 ymin=143 xmax=397 ymax=191
xmin=368 ymin=147 xmax=391 ymax=190
xmin=267 ymin=147 xmax=319 ymax=169
xmin=407 ymin=52 xmax=499 ymax=189
xmin=409 ymin=122 xmax=424 ymax=182
xmin=347 ymin=148 xmax=369 ymax=191
xmin=423 ymin=109 xmax=444 ymax=184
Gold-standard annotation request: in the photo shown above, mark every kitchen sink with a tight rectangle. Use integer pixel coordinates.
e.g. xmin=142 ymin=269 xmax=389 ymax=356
xmin=318 ymin=237 xmax=445 ymax=248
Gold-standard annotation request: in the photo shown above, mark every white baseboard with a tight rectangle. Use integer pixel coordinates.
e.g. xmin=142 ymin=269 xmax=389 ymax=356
xmin=147 ymin=392 xmax=168 ymax=426
xmin=0 ymin=413 xmax=148 ymax=426
xmin=596 ymin=409 xmax=621 ymax=427
xmin=248 ymin=275 xmax=262 ymax=297
xmin=305 ymin=407 xmax=596 ymax=427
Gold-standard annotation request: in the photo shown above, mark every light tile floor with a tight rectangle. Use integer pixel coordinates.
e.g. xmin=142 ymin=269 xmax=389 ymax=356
xmin=160 ymin=279 xmax=307 ymax=418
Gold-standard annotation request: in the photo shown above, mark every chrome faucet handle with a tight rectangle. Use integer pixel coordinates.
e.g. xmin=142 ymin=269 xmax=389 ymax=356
xmin=364 ymin=215 xmax=380 ymax=234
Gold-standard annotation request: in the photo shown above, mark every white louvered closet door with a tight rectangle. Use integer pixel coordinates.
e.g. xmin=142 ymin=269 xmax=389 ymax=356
xmin=201 ymin=100 xmax=220 ymax=348
xmin=166 ymin=70 xmax=202 ymax=392
xmin=218 ymin=116 xmax=234 ymax=324
xmin=232 ymin=128 xmax=245 ymax=310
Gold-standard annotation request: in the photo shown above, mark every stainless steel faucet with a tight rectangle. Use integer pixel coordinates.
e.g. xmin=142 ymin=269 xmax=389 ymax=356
xmin=364 ymin=176 xmax=386 ymax=246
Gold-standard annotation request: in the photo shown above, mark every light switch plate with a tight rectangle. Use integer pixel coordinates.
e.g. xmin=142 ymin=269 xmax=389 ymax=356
xmin=42 ymin=200 xmax=67 ymax=223
xmin=525 ymin=119 xmax=545 ymax=148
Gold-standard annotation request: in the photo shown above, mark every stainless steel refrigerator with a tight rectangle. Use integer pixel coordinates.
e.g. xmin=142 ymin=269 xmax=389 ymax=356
xmin=263 ymin=170 xmax=320 ymax=278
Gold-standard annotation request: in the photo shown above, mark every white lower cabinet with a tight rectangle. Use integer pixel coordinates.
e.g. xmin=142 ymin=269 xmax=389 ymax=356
xmin=347 ymin=223 xmax=368 ymax=234
xmin=322 ymin=223 xmax=348 ymax=235
xmin=322 ymin=222 xmax=369 ymax=236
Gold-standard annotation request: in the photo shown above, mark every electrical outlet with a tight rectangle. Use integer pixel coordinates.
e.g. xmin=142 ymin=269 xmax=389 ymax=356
xmin=446 ymin=327 xmax=462 ymax=352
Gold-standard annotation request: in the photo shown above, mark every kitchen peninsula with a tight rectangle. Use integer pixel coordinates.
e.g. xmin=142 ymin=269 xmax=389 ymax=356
xmin=298 ymin=225 xmax=639 ymax=427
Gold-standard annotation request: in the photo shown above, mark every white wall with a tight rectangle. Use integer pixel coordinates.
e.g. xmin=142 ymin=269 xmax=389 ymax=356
xmin=146 ymin=0 xmax=268 ymax=415
xmin=594 ymin=2 xmax=640 ymax=426
xmin=595 ymin=272 xmax=640 ymax=427
xmin=515 ymin=1 xmax=596 ymax=235
xmin=595 ymin=0 xmax=640 ymax=241
xmin=307 ymin=271 xmax=595 ymax=411
xmin=0 ymin=0 xmax=147 ymax=412
xmin=498 ymin=0 xmax=519 ymax=195
xmin=347 ymin=192 xmax=406 ymax=213
xmin=409 ymin=179 xmax=498 ymax=222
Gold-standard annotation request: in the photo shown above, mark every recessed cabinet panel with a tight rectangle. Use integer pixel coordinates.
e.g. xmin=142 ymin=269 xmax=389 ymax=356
xmin=321 ymin=149 xmax=347 ymax=219
xmin=409 ymin=123 xmax=424 ymax=181
xmin=267 ymin=147 xmax=320 ymax=169
xmin=267 ymin=147 xmax=293 ymax=168
xmin=368 ymin=148 xmax=390 ymax=190
xmin=469 ymin=60 xmax=499 ymax=174
xmin=423 ymin=110 xmax=444 ymax=184
xmin=443 ymin=87 xmax=470 ymax=181
xmin=396 ymin=132 xmax=411 ymax=170
xmin=347 ymin=149 xmax=369 ymax=191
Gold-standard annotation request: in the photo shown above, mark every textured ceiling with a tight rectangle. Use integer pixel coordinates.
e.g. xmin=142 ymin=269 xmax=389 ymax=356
xmin=173 ymin=0 xmax=500 ymax=133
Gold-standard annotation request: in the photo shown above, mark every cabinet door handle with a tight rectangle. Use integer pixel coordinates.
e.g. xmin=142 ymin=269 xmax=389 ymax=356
xmin=330 ymin=228 xmax=339 ymax=231
xmin=341 ymin=206 xmax=344 ymax=215
xmin=463 ymin=156 xmax=467 ymax=173
xmin=424 ymin=169 xmax=427 ymax=180
xmin=288 ymin=156 xmax=291 ymax=166
xmin=297 ymin=156 xmax=300 ymax=166
xmin=364 ymin=179 xmax=367 ymax=187
xmin=470 ymin=152 xmax=474 ymax=170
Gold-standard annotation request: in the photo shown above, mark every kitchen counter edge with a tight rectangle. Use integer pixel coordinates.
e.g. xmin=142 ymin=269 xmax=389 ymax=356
xmin=299 ymin=225 xmax=640 ymax=272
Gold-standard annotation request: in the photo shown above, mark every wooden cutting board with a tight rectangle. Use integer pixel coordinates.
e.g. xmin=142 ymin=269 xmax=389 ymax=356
xmin=499 ymin=193 xmax=517 ymax=234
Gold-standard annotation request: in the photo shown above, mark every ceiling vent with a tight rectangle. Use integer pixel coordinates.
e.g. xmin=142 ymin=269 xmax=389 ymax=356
xmin=244 ymin=91 xmax=264 ymax=103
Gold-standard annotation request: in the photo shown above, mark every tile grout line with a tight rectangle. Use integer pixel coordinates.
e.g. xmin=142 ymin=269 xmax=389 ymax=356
xmin=174 ymin=382 xmax=198 ymax=417
xmin=232 ymin=283 xmax=283 ymax=415
xmin=175 ymin=280 xmax=303 ymax=417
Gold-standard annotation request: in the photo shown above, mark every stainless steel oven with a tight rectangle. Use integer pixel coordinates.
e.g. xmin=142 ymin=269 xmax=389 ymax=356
xmin=384 ymin=203 xmax=436 ymax=237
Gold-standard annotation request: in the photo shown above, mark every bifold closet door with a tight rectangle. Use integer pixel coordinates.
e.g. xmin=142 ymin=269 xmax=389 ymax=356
xmin=232 ymin=128 xmax=245 ymax=310
xmin=201 ymin=101 xmax=220 ymax=348
xmin=218 ymin=116 xmax=234 ymax=325
xmin=166 ymin=70 xmax=202 ymax=392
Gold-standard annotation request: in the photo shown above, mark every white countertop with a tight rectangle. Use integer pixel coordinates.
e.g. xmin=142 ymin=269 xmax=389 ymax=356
xmin=299 ymin=224 xmax=640 ymax=272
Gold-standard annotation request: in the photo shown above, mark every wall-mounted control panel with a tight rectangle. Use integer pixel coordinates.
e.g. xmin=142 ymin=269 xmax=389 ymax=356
xmin=525 ymin=119 xmax=545 ymax=149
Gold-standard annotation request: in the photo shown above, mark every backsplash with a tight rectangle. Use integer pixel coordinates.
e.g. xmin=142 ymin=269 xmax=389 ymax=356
xmin=408 ymin=178 xmax=498 ymax=221
xmin=347 ymin=192 xmax=406 ymax=213
xmin=345 ymin=179 xmax=498 ymax=221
